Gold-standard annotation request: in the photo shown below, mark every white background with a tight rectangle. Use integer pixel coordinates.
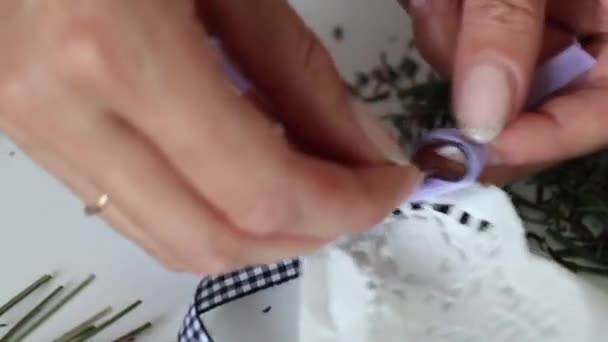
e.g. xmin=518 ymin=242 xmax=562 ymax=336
xmin=0 ymin=0 xmax=416 ymax=340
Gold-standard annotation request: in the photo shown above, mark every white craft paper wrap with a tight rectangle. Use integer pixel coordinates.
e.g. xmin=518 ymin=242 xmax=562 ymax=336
xmin=299 ymin=184 xmax=608 ymax=342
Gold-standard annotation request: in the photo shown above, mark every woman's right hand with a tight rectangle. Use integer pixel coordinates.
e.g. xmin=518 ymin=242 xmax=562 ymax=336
xmin=0 ymin=1 xmax=422 ymax=274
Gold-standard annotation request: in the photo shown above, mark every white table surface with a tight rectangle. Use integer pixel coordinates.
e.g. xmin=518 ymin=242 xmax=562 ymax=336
xmin=0 ymin=1 xmax=415 ymax=341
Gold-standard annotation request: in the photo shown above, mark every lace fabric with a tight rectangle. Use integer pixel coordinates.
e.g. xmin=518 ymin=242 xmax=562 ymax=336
xmin=180 ymin=185 xmax=608 ymax=342
xmin=300 ymin=184 xmax=608 ymax=342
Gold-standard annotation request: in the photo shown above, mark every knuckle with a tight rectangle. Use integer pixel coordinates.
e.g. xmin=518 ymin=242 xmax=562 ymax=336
xmin=0 ymin=72 xmax=30 ymax=119
xmin=472 ymin=0 xmax=540 ymax=30
xmin=292 ymin=29 xmax=354 ymax=125
xmin=0 ymin=72 xmax=43 ymax=135
xmin=53 ymin=31 xmax=111 ymax=84
xmin=47 ymin=5 xmax=114 ymax=85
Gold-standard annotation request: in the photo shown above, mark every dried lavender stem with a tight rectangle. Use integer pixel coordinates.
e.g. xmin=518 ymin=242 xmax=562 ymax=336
xmin=112 ymin=322 xmax=152 ymax=342
xmin=54 ymin=306 xmax=112 ymax=342
xmin=77 ymin=300 xmax=142 ymax=340
xmin=0 ymin=274 xmax=52 ymax=318
xmin=535 ymin=184 xmax=545 ymax=204
xmin=0 ymin=285 xmax=64 ymax=342
xmin=14 ymin=275 xmax=96 ymax=341
xmin=68 ymin=326 xmax=96 ymax=342
xmin=547 ymin=246 xmax=608 ymax=276
xmin=576 ymin=206 xmax=608 ymax=216
xmin=596 ymin=235 xmax=607 ymax=261
xmin=510 ymin=192 xmax=546 ymax=212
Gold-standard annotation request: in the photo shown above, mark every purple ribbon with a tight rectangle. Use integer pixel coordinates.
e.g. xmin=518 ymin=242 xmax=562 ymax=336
xmin=409 ymin=43 xmax=595 ymax=201
xmin=408 ymin=128 xmax=488 ymax=201
xmin=211 ymin=38 xmax=596 ymax=201
xmin=210 ymin=39 xmax=251 ymax=92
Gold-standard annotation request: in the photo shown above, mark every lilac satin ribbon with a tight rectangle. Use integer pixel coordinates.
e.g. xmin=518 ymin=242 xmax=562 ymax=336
xmin=211 ymin=39 xmax=251 ymax=92
xmin=212 ymin=38 xmax=596 ymax=201
xmin=408 ymin=128 xmax=488 ymax=201
xmin=408 ymin=43 xmax=595 ymax=201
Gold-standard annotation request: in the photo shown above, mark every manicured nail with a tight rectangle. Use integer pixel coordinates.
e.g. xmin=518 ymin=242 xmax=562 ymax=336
xmin=456 ymin=63 xmax=514 ymax=143
xmin=435 ymin=145 xmax=465 ymax=163
xmin=352 ymin=102 xmax=409 ymax=166
xmin=410 ymin=0 xmax=430 ymax=11
xmin=405 ymin=0 xmax=431 ymax=14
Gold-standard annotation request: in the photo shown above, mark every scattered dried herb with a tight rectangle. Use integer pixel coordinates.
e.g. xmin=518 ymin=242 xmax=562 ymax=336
xmin=262 ymin=306 xmax=271 ymax=313
xmin=346 ymin=48 xmax=450 ymax=152
xmin=506 ymin=152 xmax=608 ymax=275
xmin=0 ymin=273 xmax=149 ymax=341
xmin=348 ymin=42 xmax=608 ymax=276
xmin=387 ymin=34 xmax=399 ymax=44
xmin=332 ymin=26 xmax=344 ymax=41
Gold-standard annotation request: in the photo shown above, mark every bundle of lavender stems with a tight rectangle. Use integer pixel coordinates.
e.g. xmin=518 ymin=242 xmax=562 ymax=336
xmin=0 ymin=273 xmax=151 ymax=341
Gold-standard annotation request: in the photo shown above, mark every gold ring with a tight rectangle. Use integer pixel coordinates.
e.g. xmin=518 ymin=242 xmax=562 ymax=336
xmin=84 ymin=194 xmax=110 ymax=216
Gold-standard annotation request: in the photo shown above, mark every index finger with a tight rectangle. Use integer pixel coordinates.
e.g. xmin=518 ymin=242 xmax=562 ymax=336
xmin=492 ymin=88 xmax=608 ymax=166
xmin=86 ymin=5 xmax=423 ymax=239
xmin=453 ymin=0 xmax=547 ymax=143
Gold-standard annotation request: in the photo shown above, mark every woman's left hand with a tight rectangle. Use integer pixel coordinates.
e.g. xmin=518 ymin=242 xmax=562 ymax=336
xmin=401 ymin=0 xmax=608 ymax=185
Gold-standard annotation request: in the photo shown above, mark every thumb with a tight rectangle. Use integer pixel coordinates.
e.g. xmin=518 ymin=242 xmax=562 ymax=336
xmin=453 ymin=0 xmax=547 ymax=143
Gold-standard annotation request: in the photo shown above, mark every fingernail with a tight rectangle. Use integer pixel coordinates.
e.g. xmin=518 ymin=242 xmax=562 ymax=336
xmin=411 ymin=0 xmax=430 ymax=10
xmin=456 ymin=63 xmax=514 ymax=143
xmin=352 ymin=102 xmax=409 ymax=166
xmin=435 ymin=145 xmax=465 ymax=163
xmin=404 ymin=167 xmax=430 ymax=200
xmin=407 ymin=0 xmax=431 ymax=14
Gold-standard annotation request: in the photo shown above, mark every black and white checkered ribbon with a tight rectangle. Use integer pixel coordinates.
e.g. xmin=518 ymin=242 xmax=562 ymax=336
xmin=178 ymin=259 xmax=300 ymax=342
xmin=178 ymin=202 xmax=493 ymax=341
